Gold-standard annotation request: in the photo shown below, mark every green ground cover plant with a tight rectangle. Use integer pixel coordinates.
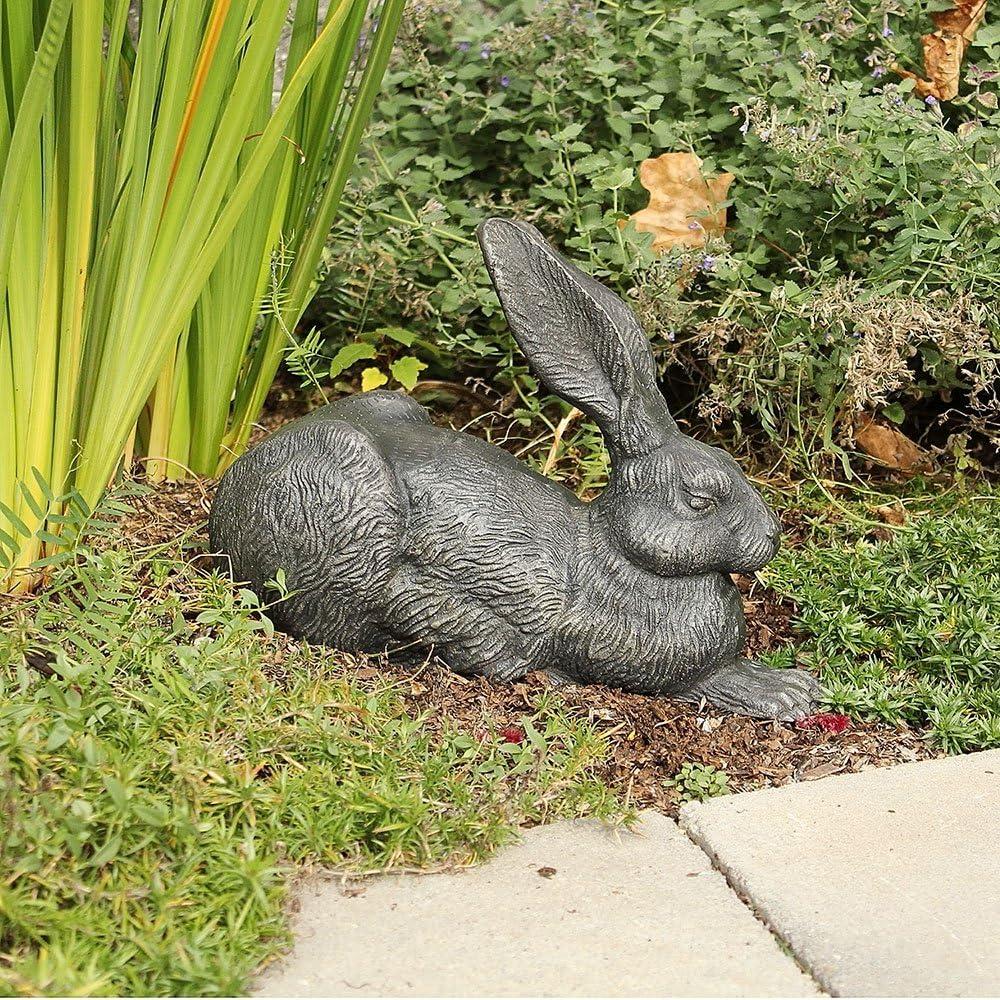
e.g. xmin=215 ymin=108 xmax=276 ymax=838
xmin=761 ymin=483 xmax=1000 ymax=752
xmin=0 ymin=488 xmax=619 ymax=995
xmin=667 ymin=762 xmax=731 ymax=802
xmin=317 ymin=0 xmax=1000 ymax=469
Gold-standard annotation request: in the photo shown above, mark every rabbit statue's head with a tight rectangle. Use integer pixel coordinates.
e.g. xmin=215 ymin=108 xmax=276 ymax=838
xmin=478 ymin=217 xmax=780 ymax=577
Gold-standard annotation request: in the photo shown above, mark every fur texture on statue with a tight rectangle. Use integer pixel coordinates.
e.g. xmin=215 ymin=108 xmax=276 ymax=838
xmin=210 ymin=218 xmax=820 ymax=719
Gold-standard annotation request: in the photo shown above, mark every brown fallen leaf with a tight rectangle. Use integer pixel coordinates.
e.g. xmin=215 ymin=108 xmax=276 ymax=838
xmin=626 ymin=152 xmax=733 ymax=251
xmin=894 ymin=0 xmax=987 ymax=100
xmin=873 ymin=502 xmax=908 ymax=526
xmin=537 ymin=866 xmax=557 ymax=879
xmin=854 ymin=414 xmax=933 ymax=473
xmin=933 ymin=0 xmax=988 ymax=42
xmin=798 ymin=761 xmax=844 ymax=782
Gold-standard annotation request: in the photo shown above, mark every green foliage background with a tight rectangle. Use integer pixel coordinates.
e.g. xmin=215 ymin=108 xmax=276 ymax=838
xmin=318 ymin=0 xmax=1000 ymax=467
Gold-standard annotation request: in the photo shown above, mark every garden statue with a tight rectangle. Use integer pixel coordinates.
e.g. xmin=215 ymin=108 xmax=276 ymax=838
xmin=210 ymin=218 xmax=820 ymax=719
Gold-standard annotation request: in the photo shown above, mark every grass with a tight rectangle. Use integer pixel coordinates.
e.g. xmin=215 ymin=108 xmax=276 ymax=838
xmin=0 ymin=487 xmax=620 ymax=996
xmin=761 ymin=481 xmax=1000 ymax=754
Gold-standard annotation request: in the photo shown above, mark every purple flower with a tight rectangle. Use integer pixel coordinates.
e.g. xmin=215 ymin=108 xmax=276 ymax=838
xmin=925 ymin=94 xmax=938 ymax=106
xmin=500 ymin=74 xmax=511 ymax=87
xmin=543 ymin=33 xmax=551 ymax=41
xmin=871 ymin=66 xmax=886 ymax=79
xmin=480 ymin=44 xmax=491 ymax=59
xmin=457 ymin=40 xmax=470 ymax=52
xmin=700 ymin=255 xmax=717 ymax=272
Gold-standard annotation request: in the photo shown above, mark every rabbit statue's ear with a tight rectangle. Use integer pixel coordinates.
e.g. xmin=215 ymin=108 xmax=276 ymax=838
xmin=478 ymin=217 xmax=676 ymax=458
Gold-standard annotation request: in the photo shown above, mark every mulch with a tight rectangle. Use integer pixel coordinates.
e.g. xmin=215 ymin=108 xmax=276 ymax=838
xmin=112 ymin=476 xmax=936 ymax=818
xmin=357 ymin=663 xmax=931 ymax=816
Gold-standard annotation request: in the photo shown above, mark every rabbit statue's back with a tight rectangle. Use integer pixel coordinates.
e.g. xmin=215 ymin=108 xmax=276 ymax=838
xmin=210 ymin=219 xmax=819 ymax=719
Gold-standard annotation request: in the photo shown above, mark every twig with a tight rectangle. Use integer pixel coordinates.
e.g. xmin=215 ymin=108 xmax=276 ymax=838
xmin=543 ymin=407 xmax=582 ymax=475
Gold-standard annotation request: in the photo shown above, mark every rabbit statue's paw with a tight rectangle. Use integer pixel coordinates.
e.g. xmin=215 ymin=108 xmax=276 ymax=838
xmin=677 ymin=658 xmax=821 ymax=721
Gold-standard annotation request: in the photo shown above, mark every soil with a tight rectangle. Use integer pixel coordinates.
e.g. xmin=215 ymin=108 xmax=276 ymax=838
xmin=117 ymin=476 xmax=936 ymax=819
xmin=373 ymin=663 xmax=931 ymax=816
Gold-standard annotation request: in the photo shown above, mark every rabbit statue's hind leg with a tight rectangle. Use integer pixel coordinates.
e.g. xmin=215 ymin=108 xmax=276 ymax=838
xmin=675 ymin=658 xmax=821 ymax=721
xmin=430 ymin=625 xmax=534 ymax=683
xmin=384 ymin=570 xmax=535 ymax=683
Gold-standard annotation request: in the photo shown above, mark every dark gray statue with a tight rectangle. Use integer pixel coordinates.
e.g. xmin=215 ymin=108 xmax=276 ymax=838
xmin=210 ymin=218 xmax=820 ymax=719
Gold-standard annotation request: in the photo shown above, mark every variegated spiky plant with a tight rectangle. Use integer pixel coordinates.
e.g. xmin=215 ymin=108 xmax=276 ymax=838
xmin=0 ymin=0 xmax=404 ymax=591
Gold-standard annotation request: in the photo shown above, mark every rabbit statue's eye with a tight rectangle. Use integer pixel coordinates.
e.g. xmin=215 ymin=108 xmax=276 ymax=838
xmin=687 ymin=493 xmax=717 ymax=512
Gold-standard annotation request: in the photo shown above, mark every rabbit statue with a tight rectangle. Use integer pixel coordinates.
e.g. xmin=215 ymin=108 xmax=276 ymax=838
xmin=210 ymin=218 xmax=820 ymax=719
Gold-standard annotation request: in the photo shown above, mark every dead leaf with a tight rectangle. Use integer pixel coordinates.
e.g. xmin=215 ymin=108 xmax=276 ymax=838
xmin=894 ymin=0 xmax=987 ymax=100
xmin=626 ymin=152 xmax=733 ymax=251
xmin=873 ymin=502 xmax=908 ymax=526
xmin=537 ymin=866 xmax=557 ymax=879
xmin=932 ymin=0 xmax=987 ymax=41
xmin=798 ymin=761 xmax=843 ymax=781
xmin=854 ymin=414 xmax=933 ymax=473
xmin=922 ymin=29 xmax=968 ymax=100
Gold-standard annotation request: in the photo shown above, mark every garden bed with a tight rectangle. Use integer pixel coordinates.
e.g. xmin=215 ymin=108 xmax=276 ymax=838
xmin=10 ymin=400 xmax=997 ymax=995
xmin=117 ymin=474 xmax=936 ymax=817
xmin=3 ymin=2 xmax=998 ymax=995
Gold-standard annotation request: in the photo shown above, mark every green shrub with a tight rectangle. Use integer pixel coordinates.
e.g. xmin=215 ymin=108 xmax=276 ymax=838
xmin=319 ymin=0 xmax=1000 ymax=468
xmin=761 ymin=485 xmax=1000 ymax=752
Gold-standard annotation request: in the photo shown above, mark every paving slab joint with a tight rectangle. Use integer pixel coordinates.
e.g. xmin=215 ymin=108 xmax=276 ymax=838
xmin=255 ymin=812 xmax=821 ymax=996
xmin=678 ymin=807 xmax=829 ymax=996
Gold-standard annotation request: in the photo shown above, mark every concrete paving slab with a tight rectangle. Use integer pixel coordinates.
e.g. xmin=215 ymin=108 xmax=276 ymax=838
xmin=255 ymin=811 xmax=818 ymax=997
xmin=680 ymin=750 xmax=1000 ymax=997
